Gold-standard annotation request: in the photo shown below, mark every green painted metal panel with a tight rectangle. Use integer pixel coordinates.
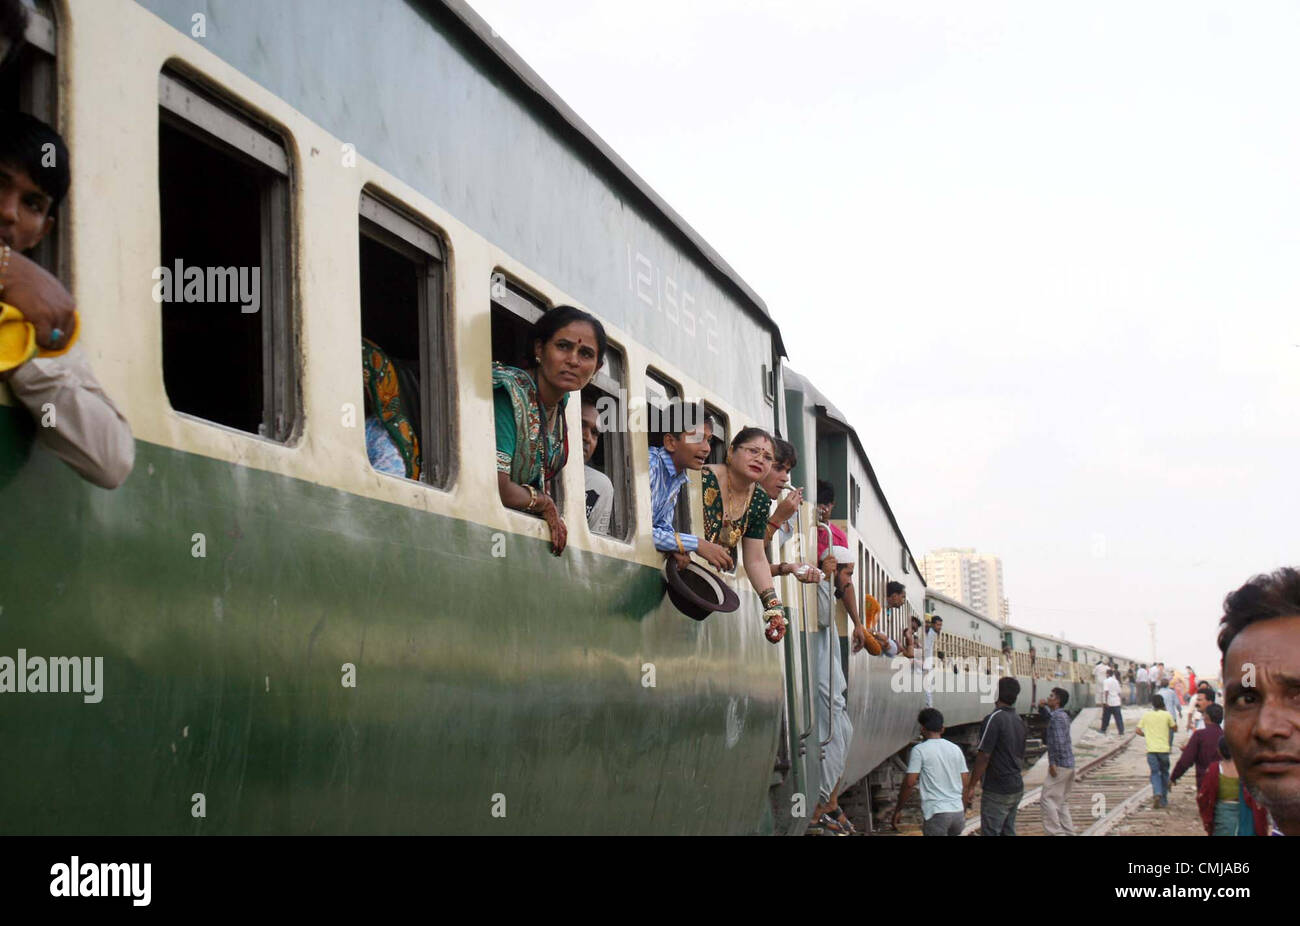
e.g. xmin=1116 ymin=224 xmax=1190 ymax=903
xmin=0 ymin=412 xmax=783 ymax=834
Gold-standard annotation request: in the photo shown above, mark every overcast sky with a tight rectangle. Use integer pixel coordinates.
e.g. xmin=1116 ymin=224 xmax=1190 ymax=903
xmin=467 ymin=0 xmax=1299 ymax=677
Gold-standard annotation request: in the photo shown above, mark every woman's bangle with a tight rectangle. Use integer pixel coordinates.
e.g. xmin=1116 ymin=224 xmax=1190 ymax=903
xmin=526 ymin=485 xmax=537 ymax=512
xmin=759 ymin=588 xmax=781 ymax=610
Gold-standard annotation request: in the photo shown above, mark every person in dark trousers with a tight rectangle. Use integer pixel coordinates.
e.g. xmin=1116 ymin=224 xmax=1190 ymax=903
xmin=1172 ymin=702 xmax=1224 ymax=792
xmin=1137 ymin=693 xmax=1178 ymax=808
xmin=1100 ymin=667 xmax=1125 ymax=735
xmin=964 ymin=677 xmax=1027 ymax=835
xmin=891 ymin=708 xmax=969 ymax=836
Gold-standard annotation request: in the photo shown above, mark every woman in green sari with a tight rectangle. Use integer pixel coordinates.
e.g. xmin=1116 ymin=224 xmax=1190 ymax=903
xmin=494 ymin=305 xmax=606 ymax=555
xmin=700 ymin=427 xmax=787 ymax=643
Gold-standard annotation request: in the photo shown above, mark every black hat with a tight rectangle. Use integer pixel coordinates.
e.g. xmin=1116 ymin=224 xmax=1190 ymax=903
xmin=662 ymin=557 xmax=740 ymax=621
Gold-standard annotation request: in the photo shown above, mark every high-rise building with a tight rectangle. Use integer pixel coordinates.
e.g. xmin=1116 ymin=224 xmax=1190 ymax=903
xmin=921 ymin=547 xmax=1010 ymax=622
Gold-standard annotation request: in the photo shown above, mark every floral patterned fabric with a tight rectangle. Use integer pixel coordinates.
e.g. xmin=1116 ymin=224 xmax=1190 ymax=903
xmin=492 ymin=362 xmax=568 ymax=490
xmin=701 ymin=466 xmax=771 ymax=560
xmin=362 ymin=338 xmax=420 ymax=480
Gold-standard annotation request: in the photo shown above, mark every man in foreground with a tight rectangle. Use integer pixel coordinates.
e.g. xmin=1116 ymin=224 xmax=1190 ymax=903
xmin=892 ymin=708 xmax=969 ymax=836
xmin=1219 ymin=567 xmax=1300 ymax=836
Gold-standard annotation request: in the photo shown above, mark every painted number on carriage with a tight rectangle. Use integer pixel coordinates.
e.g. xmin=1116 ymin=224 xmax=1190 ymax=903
xmin=627 ymin=246 xmax=718 ymax=353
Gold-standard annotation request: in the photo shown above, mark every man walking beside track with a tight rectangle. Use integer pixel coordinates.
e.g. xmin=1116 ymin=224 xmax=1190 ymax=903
xmin=1137 ymin=693 xmax=1178 ymax=809
xmin=1100 ymin=668 xmax=1125 ymax=735
xmin=1037 ymin=687 xmax=1077 ymax=835
xmin=965 ymin=677 xmax=1028 ymax=835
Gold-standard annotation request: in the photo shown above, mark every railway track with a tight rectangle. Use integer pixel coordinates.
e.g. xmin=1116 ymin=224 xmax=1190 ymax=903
xmin=962 ymin=731 xmax=1145 ymax=835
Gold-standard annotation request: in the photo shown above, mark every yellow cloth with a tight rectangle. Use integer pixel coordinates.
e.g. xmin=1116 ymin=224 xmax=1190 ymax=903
xmin=1139 ymin=709 xmax=1177 ymax=753
xmin=0 ymin=303 xmax=80 ymax=371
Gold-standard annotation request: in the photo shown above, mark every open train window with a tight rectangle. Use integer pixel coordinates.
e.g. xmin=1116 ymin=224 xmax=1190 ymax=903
xmin=647 ymin=369 xmax=695 ymax=535
xmin=848 ymin=475 xmax=859 ymax=527
xmin=158 ymin=71 xmax=296 ymax=441
xmin=582 ymin=342 xmax=632 ymax=541
xmin=358 ymin=190 xmax=453 ymax=487
xmin=702 ymin=402 xmax=728 ymax=465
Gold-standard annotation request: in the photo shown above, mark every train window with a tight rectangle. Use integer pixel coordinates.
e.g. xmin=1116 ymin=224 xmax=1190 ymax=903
xmin=702 ymin=402 xmax=727 ymax=465
xmin=647 ymin=369 xmax=696 ymax=534
xmin=158 ymin=72 xmax=296 ymax=441
xmin=848 ymin=475 xmax=859 ymax=527
xmin=358 ymin=190 xmax=453 ymax=487
xmin=0 ymin=4 xmax=57 ymax=274
xmin=582 ymin=341 xmax=632 ymax=540
xmin=489 ymin=273 xmax=569 ymax=509
xmin=490 ymin=272 xmax=547 ymax=367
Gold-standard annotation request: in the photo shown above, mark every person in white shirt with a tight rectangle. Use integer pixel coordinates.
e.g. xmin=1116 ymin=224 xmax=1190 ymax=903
xmin=923 ymin=616 xmax=942 ymax=707
xmin=1136 ymin=664 xmax=1151 ymax=706
xmin=1093 ymin=659 xmax=1109 ymax=707
xmin=579 ymin=401 xmax=613 ymax=534
xmin=891 ymin=708 xmax=970 ymax=836
xmin=1186 ymin=687 xmax=1214 ymax=732
xmin=1100 ymin=668 xmax=1125 ymax=735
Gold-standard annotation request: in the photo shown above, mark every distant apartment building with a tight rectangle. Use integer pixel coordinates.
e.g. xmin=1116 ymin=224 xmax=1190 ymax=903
xmin=921 ymin=547 xmax=1010 ymax=622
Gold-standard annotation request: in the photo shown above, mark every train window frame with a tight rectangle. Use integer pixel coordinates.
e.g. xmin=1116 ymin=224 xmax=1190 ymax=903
xmin=702 ymin=401 xmax=728 ymax=466
xmin=582 ymin=339 xmax=634 ymax=542
xmin=358 ymin=188 xmax=455 ymax=489
xmin=157 ymin=68 xmax=298 ymax=443
xmin=646 ymin=368 xmax=695 ymax=535
xmin=848 ymin=475 xmax=859 ymax=527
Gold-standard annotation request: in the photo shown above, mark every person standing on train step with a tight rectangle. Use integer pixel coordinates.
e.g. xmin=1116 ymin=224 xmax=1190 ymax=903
xmin=1037 ymin=687 xmax=1077 ymax=835
xmin=924 ymin=615 xmax=943 ymax=707
xmin=0 ymin=111 xmax=133 ymax=489
xmin=810 ymin=543 xmax=856 ymax=833
xmin=1171 ymin=702 xmax=1223 ymax=792
xmin=1137 ymin=693 xmax=1178 ymax=808
xmin=811 ymin=479 xmax=870 ymax=652
xmin=891 ymin=708 xmax=969 ymax=836
xmin=579 ymin=399 xmax=613 ymax=534
xmin=1218 ymin=567 xmax=1300 ymax=836
xmin=965 ymin=677 xmax=1028 ymax=836
xmin=1101 ymin=668 xmax=1125 ymax=735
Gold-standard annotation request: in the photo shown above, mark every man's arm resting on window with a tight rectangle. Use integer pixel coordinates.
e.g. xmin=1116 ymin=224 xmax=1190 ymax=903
xmin=5 ymin=347 xmax=134 ymax=489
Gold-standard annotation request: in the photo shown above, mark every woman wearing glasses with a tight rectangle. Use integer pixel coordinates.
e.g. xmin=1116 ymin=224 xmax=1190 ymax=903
xmin=700 ymin=427 xmax=787 ymax=643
